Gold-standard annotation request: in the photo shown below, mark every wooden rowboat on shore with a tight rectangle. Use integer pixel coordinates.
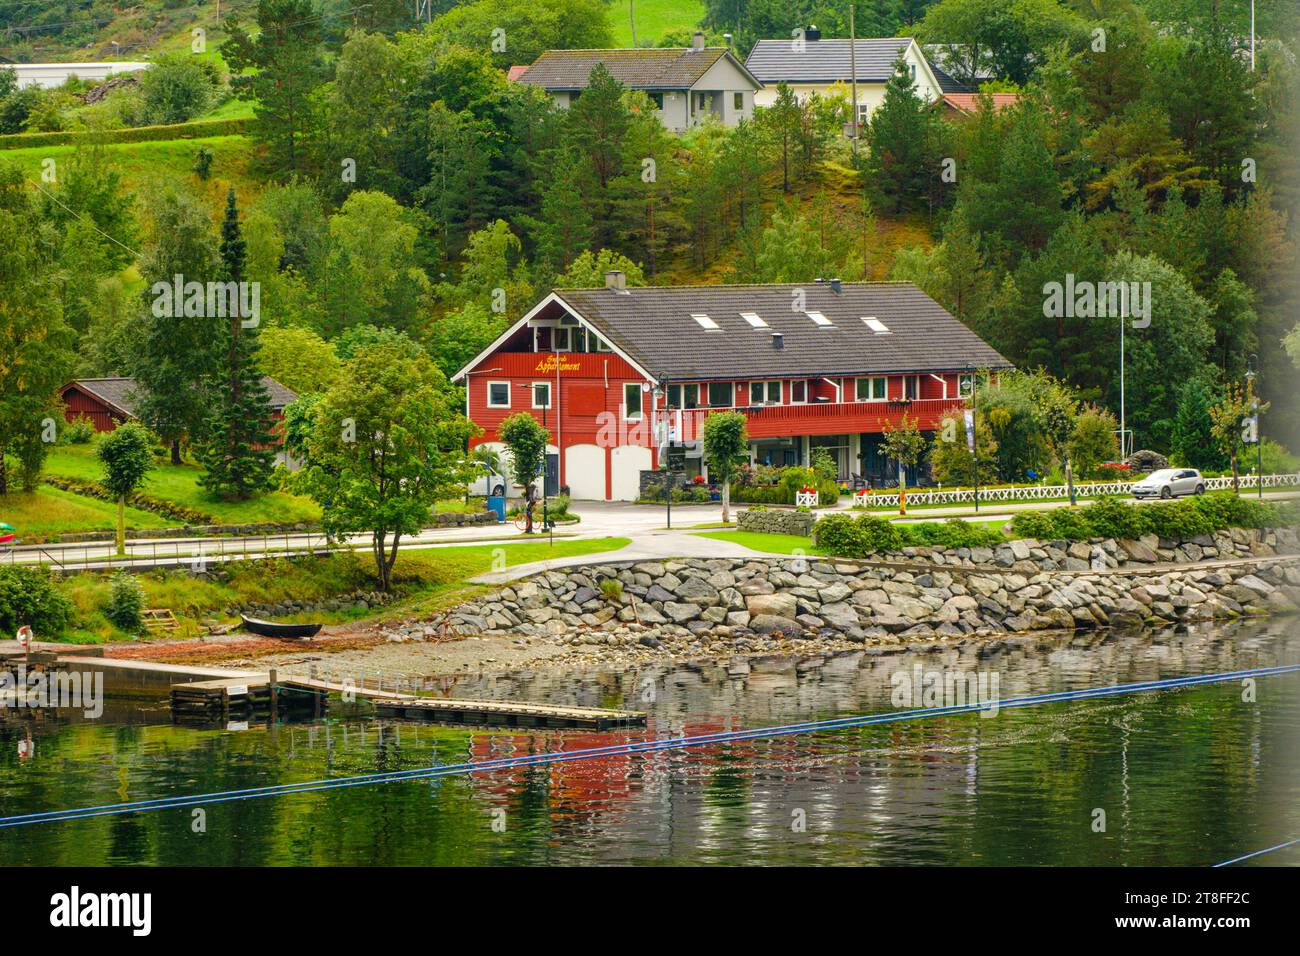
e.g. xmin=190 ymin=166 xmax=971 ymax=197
xmin=239 ymin=615 xmax=322 ymax=639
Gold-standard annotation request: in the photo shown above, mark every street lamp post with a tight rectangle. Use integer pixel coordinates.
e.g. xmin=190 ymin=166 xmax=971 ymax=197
xmin=964 ymin=364 xmax=979 ymax=513
xmin=1247 ymin=355 xmax=1262 ymax=501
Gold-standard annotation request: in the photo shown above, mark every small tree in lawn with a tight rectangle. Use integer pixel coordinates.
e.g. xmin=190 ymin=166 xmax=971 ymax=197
xmin=97 ymin=422 xmax=154 ymax=556
xmin=879 ymin=413 xmax=926 ymax=514
xmin=292 ymin=343 xmax=476 ymax=591
xmin=1210 ymin=380 xmax=1269 ymax=493
xmin=702 ymin=411 xmax=749 ymax=524
xmin=498 ymin=412 xmax=550 ymax=501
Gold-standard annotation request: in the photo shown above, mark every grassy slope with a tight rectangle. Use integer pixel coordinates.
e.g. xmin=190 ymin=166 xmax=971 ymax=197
xmin=609 ymin=0 xmax=705 ymax=46
xmin=0 ymin=486 xmax=167 ymax=538
xmin=62 ymin=536 xmax=632 ymax=641
xmin=45 ymin=445 xmax=321 ymax=526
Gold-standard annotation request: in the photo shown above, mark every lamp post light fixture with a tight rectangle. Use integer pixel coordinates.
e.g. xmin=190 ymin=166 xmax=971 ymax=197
xmin=1246 ymin=355 xmax=1262 ymax=500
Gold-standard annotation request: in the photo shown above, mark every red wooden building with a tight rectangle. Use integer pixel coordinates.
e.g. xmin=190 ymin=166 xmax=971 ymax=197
xmin=453 ymin=275 xmax=1012 ymax=500
xmin=60 ymin=377 xmax=298 ymax=442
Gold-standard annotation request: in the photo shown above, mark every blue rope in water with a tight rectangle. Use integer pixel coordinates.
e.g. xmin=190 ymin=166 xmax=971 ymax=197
xmin=1 ymin=664 xmax=1294 ymax=829
xmin=1212 ymin=838 xmax=1300 ymax=867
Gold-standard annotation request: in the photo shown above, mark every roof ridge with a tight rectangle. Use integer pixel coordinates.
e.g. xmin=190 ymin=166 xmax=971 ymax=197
xmin=560 ymin=280 xmax=920 ymax=291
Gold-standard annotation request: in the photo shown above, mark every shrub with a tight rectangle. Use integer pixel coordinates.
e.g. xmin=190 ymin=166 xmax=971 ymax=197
xmin=811 ymin=513 xmax=860 ymax=554
xmin=61 ymin=415 xmax=97 ymax=444
xmin=599 ymin=578 xmax=623 ymax=601
xmin=0 ymin=567 xmax=74 ymax=637
xmin=106 ymin=572 xmax=145 ymax=632
xmin=1007 ymin=491 xmax=1294 ymax=542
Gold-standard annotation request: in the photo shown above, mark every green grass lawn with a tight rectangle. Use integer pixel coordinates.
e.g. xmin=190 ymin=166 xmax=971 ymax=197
xmin=609 ymin=0 xmax=705 ymax=46
xmin=0 ymin=486 xmax=168 ymax=539
xmin=61 ymin=536 xmax=632 ymax=642
xmin=696 ymin=530 xmax=820 ymax=554
xmin=0 ymin=134 xmax=260 ymax=210
xmin=45 ymin=444 xmax=321 ymax=526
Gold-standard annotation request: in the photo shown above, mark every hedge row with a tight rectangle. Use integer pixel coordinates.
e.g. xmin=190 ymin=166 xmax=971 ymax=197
xmin=813 ymin=513 xmax=1004 ymax=556
xmin=44 ymin=476 xmax=215 ymax=525
xmin=0 ymin=118 xmax=248 ymax=150
xmin=731 ymin=477 xmax=841 ymax=506
xmin=1008 ymin=492 xmax=1295 ymax=542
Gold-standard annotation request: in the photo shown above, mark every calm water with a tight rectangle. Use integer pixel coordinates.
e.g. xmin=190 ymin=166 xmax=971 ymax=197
xmin=2 ymin=619 xmax=1298 ymax=866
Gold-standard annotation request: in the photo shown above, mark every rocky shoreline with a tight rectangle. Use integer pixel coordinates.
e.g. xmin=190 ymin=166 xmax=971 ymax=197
xmin=358 ymin=529 xmax=1300 ymax=671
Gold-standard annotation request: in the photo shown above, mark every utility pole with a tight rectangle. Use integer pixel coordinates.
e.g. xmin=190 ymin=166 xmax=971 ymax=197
xmin=1250 ymin=0 xmax=1256 ymax=71
xmin=630 ymin=1 xmax=637 ymax=48
xmin=1119 ymin=311 xmax=1127 ymax=459
xmin=849 ymin=4 xmax=859 ymax=156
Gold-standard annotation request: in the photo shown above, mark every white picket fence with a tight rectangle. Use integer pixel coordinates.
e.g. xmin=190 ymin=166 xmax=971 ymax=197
xmin=849 ymin=473 xmax=1300 ymax=510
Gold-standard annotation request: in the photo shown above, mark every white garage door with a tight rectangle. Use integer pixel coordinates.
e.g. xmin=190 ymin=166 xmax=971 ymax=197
xmin=610 ymin=445 xmax=652 ymax=501
xmin=564 ymin=444 xmax=606 ymax=500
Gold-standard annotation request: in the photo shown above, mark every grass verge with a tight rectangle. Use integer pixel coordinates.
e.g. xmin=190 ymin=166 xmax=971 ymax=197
xmin=59 ymin=536 xmax=632 ymax=643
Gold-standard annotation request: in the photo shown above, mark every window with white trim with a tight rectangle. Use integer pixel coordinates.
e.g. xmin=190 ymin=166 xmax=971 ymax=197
xmin=487 ymin=381 xmax=510 ymax=408
xmin=532 ymin=382 xmax=552 ymax=409
xmin=624 ymin=382 xmax=643 ymax=420
xmin=856 ymin=376 xmax=887 ymax=401
xmin=790 ymin=380 xmax=807 ymax=404
xmin=707 ymin=382 xmax=733 ymax=407
xmin=749 ymin=380 xmax=781 ymax=405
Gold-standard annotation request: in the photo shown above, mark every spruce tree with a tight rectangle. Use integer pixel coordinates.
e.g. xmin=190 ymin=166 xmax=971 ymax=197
xmin=199 ymin=188 xmax=276 ymax=500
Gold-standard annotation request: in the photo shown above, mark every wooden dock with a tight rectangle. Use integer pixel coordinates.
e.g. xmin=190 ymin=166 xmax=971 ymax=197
xmin=370 ymin=695 xmax=645 ymax=730
xmin=167 ymin=670 xmax=645 ymax=730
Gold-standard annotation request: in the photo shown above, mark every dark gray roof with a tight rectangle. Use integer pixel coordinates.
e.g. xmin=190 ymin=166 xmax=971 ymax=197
xmin=68 ymin=376 xmax=298 ymax=413
xmin=69 ymin=378 xmax=142 ymax=417
xmin=553 ymin=282 xmax=1011 ymax=381
xmin=929 ymin=63 xmax=972 ymax=94
xmin=745 ymin=37 xmax=914 ymax=83
xmin=517 ymin=48 xmax=757 ymax=91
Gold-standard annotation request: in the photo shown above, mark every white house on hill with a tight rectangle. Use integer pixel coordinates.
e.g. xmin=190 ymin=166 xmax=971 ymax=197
xmin=4 ymin=61 xmax=152 ymax=90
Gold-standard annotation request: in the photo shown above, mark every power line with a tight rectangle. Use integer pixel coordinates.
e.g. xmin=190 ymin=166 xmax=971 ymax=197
xmin=1 ymin=664 xmax=1294 ymax=830
xmin=28 ymin=177 xmax=140 ymax=258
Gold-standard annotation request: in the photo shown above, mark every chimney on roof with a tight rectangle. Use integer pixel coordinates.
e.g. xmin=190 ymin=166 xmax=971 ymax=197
xmin=605 ymin=270 xmax=627 ymax=293
xmin=805 ymin=25 xmax=821 ymax=42
xmin=830 ymin=277 xmax=842 ymax=294
xmin=772 ymin=332 xmax=784 ymax=349
xmin=692 ymin=31 xmax=705 ymax=52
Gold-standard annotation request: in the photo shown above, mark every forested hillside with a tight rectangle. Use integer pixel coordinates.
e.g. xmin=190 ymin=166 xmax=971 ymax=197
xmin=2 ymin=0 xmax=1298 ymax=499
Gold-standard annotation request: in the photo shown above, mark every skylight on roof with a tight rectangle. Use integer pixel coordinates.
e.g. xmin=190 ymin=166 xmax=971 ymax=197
xmin=863 ymin=317 xmax=891 ymax=334
xmin=805 ymin=311 xmax=832 ymax=327
xmin=740 ymin=312 xmax=767 ymax=328
xmin=691 ymin=313 xmax=721 ymax=331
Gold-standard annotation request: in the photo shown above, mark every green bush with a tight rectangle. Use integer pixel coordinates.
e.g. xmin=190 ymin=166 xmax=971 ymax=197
xmin=106 ymin=572 xmax=145 ymax=632
xmin=0 ymin=117 xmax=248 ymax=149
xmin=1007 ymin=492 xmax=1295 ymax=542
xmin=0 ymin=567 xmax=74 ymax=637
xmin=814 ymin=514 xmax=1001 ymax=556
xmin=61 ymin=415 xmax=97 ymax=444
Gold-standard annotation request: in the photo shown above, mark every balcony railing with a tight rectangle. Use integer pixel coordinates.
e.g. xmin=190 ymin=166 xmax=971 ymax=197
xmin=653 ymin=397 xmax=964 ymax=441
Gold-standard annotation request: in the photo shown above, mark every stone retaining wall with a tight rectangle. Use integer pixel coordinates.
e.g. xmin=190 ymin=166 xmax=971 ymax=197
xmin=738 ymin=508 xmax=817 ymax=537
xmin=429 ymin=528 xmax=1300 ymax=650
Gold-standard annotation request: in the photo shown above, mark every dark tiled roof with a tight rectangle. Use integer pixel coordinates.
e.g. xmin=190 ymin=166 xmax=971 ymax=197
xmin=745 ymin=37 xmax=913 ymax=83
xmin=517 ymin=47 xmax=748 ymax=90
xmin=70 ymin=378 xmax=142 ymax=417
xmin=67 ymin=376 xmax=298 ymax=413
xmin=554 ymin=283 xmax=1012 ymax=381
xmin=929 ymin=63 xmax=972 ymax=94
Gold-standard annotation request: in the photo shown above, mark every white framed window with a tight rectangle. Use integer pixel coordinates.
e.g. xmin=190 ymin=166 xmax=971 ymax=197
xmin=487 ymin=381 xmax=511 ymax=408
xmin=624 ymin=382 xmax=644 ymax=420
xmin=904 ymin=375 xmax=920 ymax=400
xmin=856 ymin=376 xmax=887 ymax=401
xmin=707 ymin=381 xmax=733 ymax=407
xmin=749 ymin=380 xmax=781 ymax=405
xmin=790 ymin=380 xmax=807 ymax=404
xmin=740 ymin=311 xmax=767 ymax=328
xmin=805 ymin=310 xmax=832 ymax=327
xmin=591 ymin=333 xmax=611 ymax=352
xmin=531 ymin=382 xmax=552 ymax=409
xmin=733 ymin=91 xmax=744 ymax=111
xmin=691 ymin=313 xmax=721 ymax=331
xmin=553 ymin=327 xmax=573 ymax=352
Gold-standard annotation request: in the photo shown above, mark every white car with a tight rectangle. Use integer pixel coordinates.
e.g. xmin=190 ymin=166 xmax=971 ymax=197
xmin=467 ymin=462 xmax=507 ymax=498
xmin=1131 ymin=468 xmax=1205 ymax=500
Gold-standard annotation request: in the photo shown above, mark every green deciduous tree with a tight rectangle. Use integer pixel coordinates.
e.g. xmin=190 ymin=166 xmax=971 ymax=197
xmin=292 ymin=343 xmax=477 ymax=590
xmin=702 ymin=411 xmax=749 ymax=523
xmin=97 ymin=421 xmax=154 ymax=556
xmin=879 ymin=412 xmax=927 ymax=513
xmin=498 ymin=412 xmax=550 ymax=495
xmin=0 ymin=161 xmax=75 ymax=496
